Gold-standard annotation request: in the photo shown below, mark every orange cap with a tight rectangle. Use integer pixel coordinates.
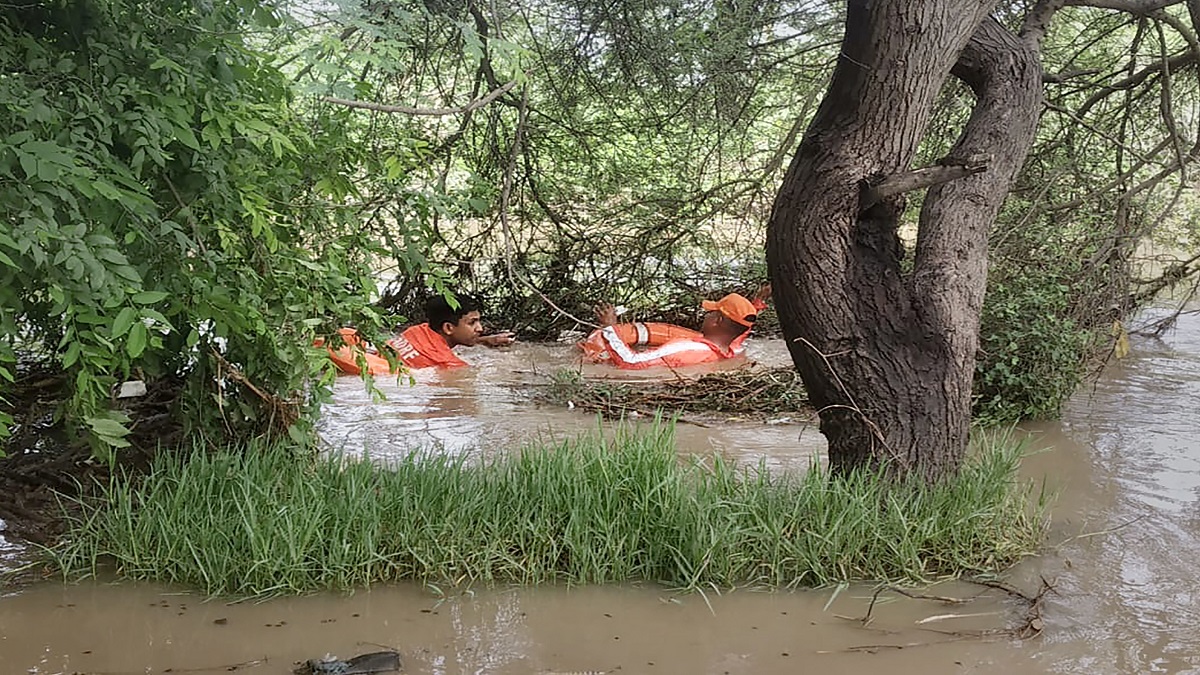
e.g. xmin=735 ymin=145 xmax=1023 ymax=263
xmin=701 ymin=293 xmax=758 ymax=327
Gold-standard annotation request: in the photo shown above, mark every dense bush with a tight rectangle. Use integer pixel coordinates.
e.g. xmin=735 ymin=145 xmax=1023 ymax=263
xmin=975 ymin=272 xmax=1097 ymax=423
xmin=0 ymin=0 xmax=399 ymax=455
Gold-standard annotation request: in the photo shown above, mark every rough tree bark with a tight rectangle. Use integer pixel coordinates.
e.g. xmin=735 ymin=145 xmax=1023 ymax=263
xmin=765 ymin=0 xmax=1045 ymax=481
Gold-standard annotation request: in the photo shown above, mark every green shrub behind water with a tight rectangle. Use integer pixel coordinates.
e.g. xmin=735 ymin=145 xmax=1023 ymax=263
xmin=975 ymin=273 xmax=1097 ymax=424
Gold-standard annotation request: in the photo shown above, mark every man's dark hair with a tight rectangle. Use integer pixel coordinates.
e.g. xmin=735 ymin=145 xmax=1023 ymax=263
xmin=426 ymin=293 xmax=482 ymax=331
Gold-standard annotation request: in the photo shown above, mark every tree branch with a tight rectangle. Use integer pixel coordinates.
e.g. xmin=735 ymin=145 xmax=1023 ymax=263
xmin=912 ymin=16 xmax=1042 ymax=322
xmin=1043 ymin=67 xmax=1102 ymax=82
xmin=322 ymin=79 xmax=519 ymax=116
xmin=1075 ymin=51 xmax=1195 ymax=119
xmin=1022 ymin=0 xmax=1067 ymax=45
xmin=859 ymin=162 xmax=989 ymax=211
xmin=1044 ymin=101 xmax=1158 ymax=163
xmin=1048 ymin=135 xmax=1189 ymax=211
xmin=1156 ymin=21 xmax=1190 ymax=180
xmin=1151 ymin=7 xmax=1200 ymax=55
xmin=1065 ymin=0 xmax=1183 ymax=12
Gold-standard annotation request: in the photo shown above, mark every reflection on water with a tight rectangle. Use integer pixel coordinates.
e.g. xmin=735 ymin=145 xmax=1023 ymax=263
xmin=5 ymin=311 xmax=1200 ymax=674
xmin=0 ymin=531 xmax=22 ymax=571
xmin=320 ymin=367 xmax=492 ymax=457
xmin=317 ymin=342 xmax=589 ymax=458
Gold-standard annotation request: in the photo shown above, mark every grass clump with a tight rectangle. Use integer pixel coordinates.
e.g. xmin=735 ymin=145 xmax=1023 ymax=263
xmin=51 ymin=422 xmax=1046 ymax=597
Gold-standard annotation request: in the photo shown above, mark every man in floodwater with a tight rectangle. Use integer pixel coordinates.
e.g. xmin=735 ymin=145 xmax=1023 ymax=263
xmin=581 ymin=285 xmax=770 ymax=370
xmin=386 ymin=294 xmax=515 ymax=369
xmin=323 ymin=294 xmax=515 ymax=375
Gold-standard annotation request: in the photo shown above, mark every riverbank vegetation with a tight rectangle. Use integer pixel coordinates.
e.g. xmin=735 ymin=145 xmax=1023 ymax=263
xmin=3 ymin=0 xmax=1200 ymax=551
xmin=51 ymin=422 xmax=1046 ymax=598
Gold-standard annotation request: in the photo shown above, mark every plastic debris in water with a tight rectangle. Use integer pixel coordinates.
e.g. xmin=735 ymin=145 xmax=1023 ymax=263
xmin=115 ymin=380 xmax=148 ymax=398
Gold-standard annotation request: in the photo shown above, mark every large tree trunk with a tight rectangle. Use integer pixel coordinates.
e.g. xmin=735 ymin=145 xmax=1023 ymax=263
xmin=765 ymin=1 xmax=1044 ymax=481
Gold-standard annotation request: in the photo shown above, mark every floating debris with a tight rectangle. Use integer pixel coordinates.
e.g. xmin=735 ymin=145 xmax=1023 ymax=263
xmin=295 ymin=651 xmax=402 ymax=675
xmin=531 ymin=366 xmax=809 ymax=420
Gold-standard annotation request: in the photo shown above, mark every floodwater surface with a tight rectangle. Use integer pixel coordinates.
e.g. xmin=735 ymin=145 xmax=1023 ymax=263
xmin=3 ymin=312 xmax=1200 ymax=674
xmin=316 ymin=338 xmax=825 ymax=471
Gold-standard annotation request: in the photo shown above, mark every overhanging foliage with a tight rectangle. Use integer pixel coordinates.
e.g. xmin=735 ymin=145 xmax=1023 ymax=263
xmin=0 ymin=0 xmax=406 ymax=455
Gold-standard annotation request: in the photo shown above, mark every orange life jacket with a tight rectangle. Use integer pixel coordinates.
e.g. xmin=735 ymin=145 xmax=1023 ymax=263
xmin=317 ymin=325 xmax=469 ymax=376
xmin=578 ymin=322 xmax=703 ymax=362
xmin=579 ymin=322 xmax=750 ymax=370
xmin=384 ymin=323 xmax=468 ymax=369
xmin=316 ymin=328 xmax=400 ymax=376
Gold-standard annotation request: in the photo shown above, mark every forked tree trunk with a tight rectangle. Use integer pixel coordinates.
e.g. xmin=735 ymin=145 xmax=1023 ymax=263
xmin=765 ymin=1 xmax=1044 ymax=481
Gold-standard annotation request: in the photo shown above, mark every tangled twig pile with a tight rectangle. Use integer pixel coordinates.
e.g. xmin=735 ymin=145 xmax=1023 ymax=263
xmin=532 ymin=366 xmax=809 ymax=421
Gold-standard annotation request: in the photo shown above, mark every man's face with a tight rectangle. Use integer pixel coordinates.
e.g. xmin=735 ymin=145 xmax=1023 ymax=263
xmin=701 ymin=310 xmax=725 ymax=337
xmin=442 ymin=310 xmax=484 ymax=347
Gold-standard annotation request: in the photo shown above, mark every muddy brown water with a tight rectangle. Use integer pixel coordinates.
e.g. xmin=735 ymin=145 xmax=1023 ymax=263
xmin=2 ymin=312 xmax=1199 ymax=674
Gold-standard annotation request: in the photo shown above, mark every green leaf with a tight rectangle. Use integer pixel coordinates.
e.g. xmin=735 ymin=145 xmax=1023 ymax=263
xmin=149 ymin=56 xmax=183 ymax=72
xmin=62 ymin=341 xmax=82 ymax=368
xmin=111 ymin=306 xmax=137 ymax=338
xmin=286 ymin=423 xmax=307 ymax=445
xmin=37 ymin=159 xmax=61 ymax=182
xmin=141 ymin=309 xmax=174 ymax=330
xmin=175 ymin=125 xmax=201 ymax=150
xmin=127 ymin=321 xmax=148 ymax=358
xmin=132 ymin=291 xmax=169 ymax=304
xmin=202 ymin=123 xmax=224 ymax=149
xmin=91 ymin=178 xmax=124 ymax=199
xmin=98 ymin=250 xmax=130 ymax=267
xmin=17 ymin=152 xmax=37 ymax=180
xmin=76 ymin=312 xmax=107 ymax=325
xmin=85 ymin=234 xmax=118 ymax=247
xmin=114 ymin=265 xmax=142 ymax=282
xmin=86 ymin=417 xmax=130 ymax=437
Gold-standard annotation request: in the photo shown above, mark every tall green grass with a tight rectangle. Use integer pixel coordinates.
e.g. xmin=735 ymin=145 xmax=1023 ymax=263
xmin=51 ymin=422 xmax=1047 ymax=597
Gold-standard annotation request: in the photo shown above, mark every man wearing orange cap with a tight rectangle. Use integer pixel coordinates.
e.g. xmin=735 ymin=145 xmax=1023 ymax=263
xmin=585 ymin=285 xmax=770 ymax=370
